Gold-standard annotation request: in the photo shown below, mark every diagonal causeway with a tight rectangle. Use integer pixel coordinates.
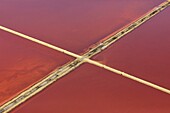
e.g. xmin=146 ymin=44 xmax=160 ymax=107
xmin=0 ymin=1 xmax=169 ymax=112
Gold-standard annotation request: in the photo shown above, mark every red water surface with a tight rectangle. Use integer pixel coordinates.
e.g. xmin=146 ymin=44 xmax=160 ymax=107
xmin=0 ymin=0 xmax=164 ymax=54
xmin=93 ymin=7 xmax=170 ymax=88
xmin=13 ymin=63 xmax=170 ymax=113
xmin=0 ymin=30 xmax=73 ymax=105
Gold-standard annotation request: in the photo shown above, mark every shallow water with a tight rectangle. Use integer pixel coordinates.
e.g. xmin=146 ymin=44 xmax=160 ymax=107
xmin=0 ymin=0 xmax=164 ymax=53
xmin=0 ymin=30 xmax=73 ymax=105
xmin=0 ymin=0 xmax=169 ymax=112
xmin=13 ymin=64 xmax=170 ymax=113
xmin=93 ymin=7 xmax=170 ymax=88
